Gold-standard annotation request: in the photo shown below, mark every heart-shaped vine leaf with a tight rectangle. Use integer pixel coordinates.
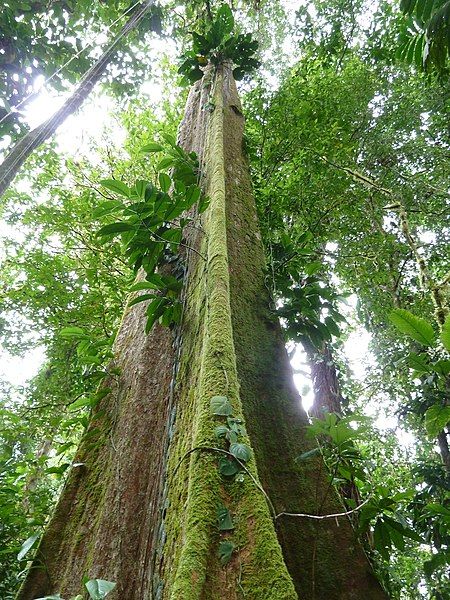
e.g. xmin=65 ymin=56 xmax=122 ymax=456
xmin=217 ymin=505 xmax=234 ymax=531
xmin=215 ymin=425 xmax=230 ymax=439
xmin=210 ymin=396 xmax=233 ymax=416
xmin=218 ymin=540 xmax=235 ymax=566
xmin=218 ymin=456 xmax=240 ymax=477
xmin=229 ymin=442 xmax=251 ymax=462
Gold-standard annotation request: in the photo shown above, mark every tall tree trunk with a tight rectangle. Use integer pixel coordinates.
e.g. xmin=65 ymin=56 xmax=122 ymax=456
xmin=18 ymin=64 xmax=387 ymax=599
xmin=0 ymin=0 xmax=154 ymax=199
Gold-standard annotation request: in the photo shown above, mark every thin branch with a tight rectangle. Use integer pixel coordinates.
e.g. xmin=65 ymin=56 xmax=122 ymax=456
xmin=275 ymin=495 xmax=371 ymax=521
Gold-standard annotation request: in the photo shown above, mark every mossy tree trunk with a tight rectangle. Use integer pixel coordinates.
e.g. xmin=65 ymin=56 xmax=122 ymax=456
xmin=18 ymin=64 xmax=388 ymax=600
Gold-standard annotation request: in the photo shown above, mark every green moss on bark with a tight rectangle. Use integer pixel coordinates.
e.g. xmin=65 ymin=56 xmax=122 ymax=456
xmin=161 ymin=67 xmax=297 ymax=599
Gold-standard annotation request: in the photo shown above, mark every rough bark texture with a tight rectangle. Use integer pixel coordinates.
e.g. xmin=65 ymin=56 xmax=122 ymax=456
xmin=18 ymin=64 xmax=388 ymax=600
xmin=303 ymin=341 xmax=344 ymax=418
xmin=217 ymin=68 xmax=387 ymax=600
xmin=158 ymin=65 xmax=297 ymax=599
xmin=18 ymin=302 xmax=175 ymax=599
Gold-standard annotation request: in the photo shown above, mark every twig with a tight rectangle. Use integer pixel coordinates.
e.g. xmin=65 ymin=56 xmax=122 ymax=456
xmin=275 ymin=494 xmax=371 ymax=520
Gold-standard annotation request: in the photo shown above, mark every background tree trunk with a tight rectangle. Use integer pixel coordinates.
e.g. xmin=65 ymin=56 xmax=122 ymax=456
xmin=18 ymin=64 xmax=388 ymax=600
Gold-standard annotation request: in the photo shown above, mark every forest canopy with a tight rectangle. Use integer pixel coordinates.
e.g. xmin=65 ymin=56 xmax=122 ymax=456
xmin=0 ymin=1 xmax=449 ymax=599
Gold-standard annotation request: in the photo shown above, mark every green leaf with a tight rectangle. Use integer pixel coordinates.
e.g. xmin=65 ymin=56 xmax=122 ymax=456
xmin=431 ymin=359 xmax=450 ymax=376
xmin=324 ymin=316 xmax=340 ymax=337
xmin=60 ymin=326 xmax=87 ymax=339
xmin=215 ymin=425 xmax=230 ymax=439
xmin=424 ymin=404 xmax=450 ymax=437
xmin=159 ymin=173 xmax=171 ymax=193
xmin=296 ymin=447 xmax=321 ymax=461
xmin=157 ymin=157 xmax=175 ymax=171
xmin=92 ymin=200 xmax=124 ymax=219
xmin=389 ymin=309 xmax=435 ymax=346
xmin=405 ymin=352 xmax=430 ymax=374
xmin=97 ymin=222 xmax=136 ymax=237
xmin=130 ymin=281 xmax=161 ymax=292
xmin=216 ymin=4 xmax=234 ymax=36
xmin=425 ymin=503 xmax=450 ymax=518
xmin=17 ymin=533 xmax=39 ymax=560
xmin=304 ymin=261 xmax=322 ymax=276
xmin=233 ymin=67 xmax=246 ymax=81
xmin=217 ymin=505 xmax=234 ymax=531
xmin=140 ymin=142 xmax=164 ymax=153
xmin=218 ymin=540 xmax=235 ymax=566
xmin=441 ymin=314 xmax=450 ymax=351
xmin=68 ymin=396 xmax=96 ymax=411
xmin=85 ymin=579 xmax=117 ymax=599
xmin=128 ymin=293 xmax=157 ymax=307
xmin=373 ymin=520 xmax=391 ymax=560
xmin=229 ymin=442 xmax=252 ymax=462
xmin=424 ymin=551 xmax=450 ymax=578
xmin=100 ymin=179 xmax=131 ymax=197
xmin=210 ymin=395 xmax=233 ymax=416
xmin=145 ymin=298 xmax=168 ymax=333
xmin=134 ymin=180 xmax=148 ymax=199
xmin=218 ymin=456 xmax=240 ymax=477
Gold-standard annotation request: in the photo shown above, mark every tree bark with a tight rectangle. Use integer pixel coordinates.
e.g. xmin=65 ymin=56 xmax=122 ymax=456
xmin=302 ymin=340 xmax=344 ymax=418
xmin=0 ymin=0 xmax=154 ymax=199
xmin=18 ymin=64 xmax=388 ymax=599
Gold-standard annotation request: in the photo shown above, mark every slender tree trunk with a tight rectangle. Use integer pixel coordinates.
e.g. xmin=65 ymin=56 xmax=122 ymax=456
xmin=302 ymin=340 xmax=344 ymax=418
xmin=18 ymin=64 xmax=387 ymax=599
xmin=0 ymin=0 xmax=154 ymax=198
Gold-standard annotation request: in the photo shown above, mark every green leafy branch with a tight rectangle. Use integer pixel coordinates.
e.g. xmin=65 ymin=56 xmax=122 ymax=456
xmin=398 ymin=0 xmax=450 ymax=71
xmin=298 ymin=413 xmax=424 ymax=561
xmin=95 ymin=135 xmax=209 ymax=334
xmin=178 ymin=4 xmax=260 ymax=84
xmin=389 ymin=308 xmax=450 ymax=438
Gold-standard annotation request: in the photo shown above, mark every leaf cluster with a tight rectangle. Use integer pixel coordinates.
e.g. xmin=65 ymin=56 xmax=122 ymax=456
xmin=178 ymin=4 xmax=260 ymax=84
xmin=95 ymin=135 xmax=209 ymax=333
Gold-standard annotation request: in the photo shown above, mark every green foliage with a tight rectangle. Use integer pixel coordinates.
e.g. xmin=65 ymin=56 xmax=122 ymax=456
xmin=398 ymin=0 xmax=450 ymax=71
xmin=389 ymin=309 xmax=435 ymax=346
xmin=95 ymin=135 xmax=208 ymax=333
xmin=1 ymin=2 xmax=450 ymax=597
xmin=210 ymin=395 xmax=234 ymax=416
xmin=217 ymin=504 xmax=234 ymax=531
xmin=84 ymin=579 xmax=116 ymax=600
xmin=35 ymin=578 xmax=116 ymax=600
xmin=178 ymin=4 xmax=260 ymax=84
xmin=441 ymin=315 xmax=450 ymax=351
xmin=0 ymin=1 xmax=163 ymax=144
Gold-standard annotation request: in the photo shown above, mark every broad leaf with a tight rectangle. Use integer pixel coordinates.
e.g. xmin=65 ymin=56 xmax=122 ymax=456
xmin=296 ymin=447 xmax=321 ymax=461
xmin=85 ymin=579 xmax=117 ymax=600
xmin=229 ymin=442 xmax=252 ymax=462
xmin=60 ymin=326 xmax=88 ymax=339
xmin=17 ymin=533 xmax=39 ymax=560
xmin=218 ymin=457 xmax=240 ymax=477
xmin=100 ymin=179 xmax=131 ymax=197
xmin=218 ymin=540 xmax=235 ymax=566
xmin=424 ymin=404 xmax=450 ymax=437
xmin=389 ymin=309 xmax=435 ymax=346
xmin=217 ymin=505 xmax=234 ymax=531
xmin=97 ymin=222 xmax=136 ymax=237
xmin=441 ymin=314 xmax=450 ymax=352
xmin=210 ymin=396 xmax=233 ymax=416
xmin=159 ymin=173 xmax=171 ymax=193
xmin=140 ymin=142 xmax=164 ymax=153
